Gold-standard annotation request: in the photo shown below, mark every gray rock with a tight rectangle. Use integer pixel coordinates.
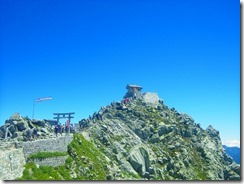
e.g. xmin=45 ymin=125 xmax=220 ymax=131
xmin=149 ymin=167 xmax=155 ymax=174
xmin=112 ymin=147 xmax=118 ymax=154
xmin=158 ymin=125 xmax=172 ymax=136
xmin=0 ymin=130 xmax=3 ymax=139
xmin=12 ymin=132 xmax=21 ymax=138
xmin=0 ymin=147 xmax=26 ymax=180
xmin=40 ymin=128 xmax=49 ymax=134
xmin=101 ymin=125 xmax=108 ymax=131
xmin=8 ymin=125 xmax=17 ymax=134
xmin=17 ymin=136 xmax=24 ymax=141
xmin=32 ymin=120 xmax=45 ymax=127
xmin=16 ymin=121 xmax=28 ymax=131
xmin=9 ymin=113 xmax=21 ymax=120
xmin=12 ymin=121 xmax=19 ymax=125
xmin=129 ymin=147 xmax=150 ymax=176
xmin=142 ymin=93 xmax=159 ymax=107
xmin=143 ymin=171 xmax=150 ymax=179
xmin=168 ymin=145 xmax=175 ymax=150
xmin=206 ymin=125 xmax=219 ymax=137
xmin=149 ymin=134 xmax=160 ymax=143
xmin=142 ymin=128 xmax=150 ymax=140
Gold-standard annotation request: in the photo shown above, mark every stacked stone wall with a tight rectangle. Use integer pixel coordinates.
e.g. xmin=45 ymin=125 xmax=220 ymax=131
xmin=32 ymin=155 xmax=69 ymax=167
xmin=20 ymin=135 xmax=73 ymax=157
xmin=0 ymin=135 xmax=73 ymax=180
xmin=0 ymin=148 xmax=26 ymax=180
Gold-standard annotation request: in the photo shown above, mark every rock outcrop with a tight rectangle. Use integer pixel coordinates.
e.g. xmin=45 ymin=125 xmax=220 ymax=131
xmin=79 ymin=93 xmax=240 ymax=180
xmin=0 ymin=113 xmax=57 ymax=141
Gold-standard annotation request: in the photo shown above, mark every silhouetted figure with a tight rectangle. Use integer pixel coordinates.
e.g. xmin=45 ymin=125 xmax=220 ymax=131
xmin=54 ymin=125 xmax=58 ymax=137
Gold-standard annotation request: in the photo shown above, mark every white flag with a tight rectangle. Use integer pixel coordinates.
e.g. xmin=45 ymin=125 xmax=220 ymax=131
xmin=36 ymin=96 xmax=52 ymax=102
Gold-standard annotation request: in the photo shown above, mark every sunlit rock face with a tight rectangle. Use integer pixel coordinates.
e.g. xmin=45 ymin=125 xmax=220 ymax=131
xmin=79 ymin=87 xmax=240 ymax=180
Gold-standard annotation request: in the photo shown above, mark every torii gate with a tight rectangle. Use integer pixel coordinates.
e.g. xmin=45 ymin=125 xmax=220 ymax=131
xmin=53 ymin=112 xmax=75 ymax=134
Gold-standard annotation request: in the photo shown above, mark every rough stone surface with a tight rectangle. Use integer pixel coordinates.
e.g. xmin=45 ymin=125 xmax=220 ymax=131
xmin=142 ymin=92 xmax=159 ymax=106
xmin=1 ymin=114 xmax=57 ymax=141
xmin=20 ymin=135 xmax=73 ymax=157
xmin=33 ymin=155 xmax=69 ymax=167
xmin=79 ymin=92 xmax=240 ymax=180
xmin=0 ymin=135 xmax=73 ymax=180
xmin=0 ymin=147 xmax=26 ymax=180
xmin=129 ymin=146 xmax=150 ymax=176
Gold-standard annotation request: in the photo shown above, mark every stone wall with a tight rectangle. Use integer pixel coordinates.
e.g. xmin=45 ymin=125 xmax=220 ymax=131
xmin=20 ymin=135 xmax=73 ymax=157
xmin=0 ymin=135 xmax=73 ymax=180
xmin=0 ymin=147 xmax=26 ymax=180
xmin=33 ymin=155 xmax=69 ymax=167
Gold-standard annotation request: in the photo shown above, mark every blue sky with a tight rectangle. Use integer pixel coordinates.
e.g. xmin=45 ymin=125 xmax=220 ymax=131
xmin=0 ymin=0 xmax=240 ymax=146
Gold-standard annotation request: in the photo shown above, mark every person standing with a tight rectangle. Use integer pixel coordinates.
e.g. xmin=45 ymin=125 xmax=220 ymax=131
xmin=61 ymin=124 xmax=65 ymax=135
xmin=54 ymin=125 xmax=58 ymax=137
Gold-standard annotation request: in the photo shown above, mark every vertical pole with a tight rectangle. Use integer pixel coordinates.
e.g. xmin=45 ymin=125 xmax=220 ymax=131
xmin=67 ymin=119 xmax=70 ymax=135
xmin=32 ymin=99 xmax=35 ymax=120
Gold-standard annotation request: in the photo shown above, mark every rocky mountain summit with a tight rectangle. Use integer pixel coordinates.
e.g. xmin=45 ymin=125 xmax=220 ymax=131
xmin=78 ymin=85 xmax=240 ymax=180
xmin=0 ymin=85 xmax=240 ymax=180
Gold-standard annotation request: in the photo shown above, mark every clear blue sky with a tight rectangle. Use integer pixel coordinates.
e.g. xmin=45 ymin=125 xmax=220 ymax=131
xmin=0 ymin=0 xmax=240 ymax=146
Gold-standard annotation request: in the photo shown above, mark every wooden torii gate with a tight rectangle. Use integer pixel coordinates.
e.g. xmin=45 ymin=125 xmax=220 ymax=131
xmin=53 ymin=112 xmax=75 ymax=134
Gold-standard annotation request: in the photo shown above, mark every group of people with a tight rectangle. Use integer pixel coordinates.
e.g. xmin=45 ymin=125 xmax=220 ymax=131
xmin=123 ymin=98 xmax=130 ymax=104
xmin=54 ymin=123 xmax=74 ymax=136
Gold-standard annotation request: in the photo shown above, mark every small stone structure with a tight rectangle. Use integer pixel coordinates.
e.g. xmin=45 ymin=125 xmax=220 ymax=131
xmin=124 ymin=84 xmax=143 ymax=99
xmin=123 ymin=85 xmax=160 ymax=107
xmin=126 ymin=84 xmax=143 ymax=92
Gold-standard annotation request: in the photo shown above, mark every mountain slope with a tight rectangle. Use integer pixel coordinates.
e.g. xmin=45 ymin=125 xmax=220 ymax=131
xmin=79 ymin=96 xmax=240 ymax=180
xmin=0 ymin=89 xmax=240 ymax=180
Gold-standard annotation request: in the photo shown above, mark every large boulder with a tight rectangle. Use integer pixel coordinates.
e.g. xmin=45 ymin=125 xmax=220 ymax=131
xmin=9 ymin=113 xmax=21 ymax=120
xmin=16 ymin=121 xmax=28 ymax=131
xmin=32 ymin=120 xmax=46 ymax=127
xmin=142 ymin=93 xmax=159 ymax=106
xmin=129 ymin=147 xmax=150 ymax=177
xmin=12 ymin=132 xmax=22 ymax=139
xmin=40 ymin=128 xmax=49 ymax=134
xmin=158 ymin=124 xmax=173 ymax=136
xmin=0 ymin=130 xmax=3 ymax=139
xmin=8 ymin=125 xmax=17 ymax=134
xmin=206 ymin=125 xmax=219 ymax=137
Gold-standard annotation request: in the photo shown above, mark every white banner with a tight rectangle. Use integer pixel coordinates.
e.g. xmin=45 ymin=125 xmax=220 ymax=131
xmin=35 ymin=96 xmax=52 ymax=102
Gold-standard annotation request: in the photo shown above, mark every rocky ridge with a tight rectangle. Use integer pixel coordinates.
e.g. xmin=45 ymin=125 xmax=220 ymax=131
xmin=0 ymin=87 xmax=241 ymax=180
xmin=79 ymin=92 xmax=240 ymax=180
